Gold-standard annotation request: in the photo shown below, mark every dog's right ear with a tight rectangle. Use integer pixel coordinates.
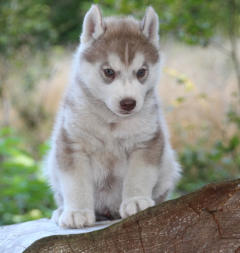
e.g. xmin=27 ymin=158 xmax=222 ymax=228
xmin=80 ymin=5 xmax=104 ymax=44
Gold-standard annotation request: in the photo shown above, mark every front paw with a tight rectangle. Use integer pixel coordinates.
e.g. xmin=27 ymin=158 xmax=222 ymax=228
xmin=58 ymin=209 xmax=95 ymax=228
xmin=120 ymin=197 xmax=155 ymax=219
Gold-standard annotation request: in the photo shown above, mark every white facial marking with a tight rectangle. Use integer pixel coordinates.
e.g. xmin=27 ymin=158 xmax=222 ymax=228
xmin=129 ymin=53 xmax=145 ymax=73
xmin=108 ymin=53 xmax=122 ymax=71
xmin=125 ymin=43 xmax=129 ymax=66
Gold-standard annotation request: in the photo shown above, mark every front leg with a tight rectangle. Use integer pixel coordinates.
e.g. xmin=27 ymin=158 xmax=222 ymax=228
xmin=120 ymin=148 xmax=159 ymax=218
xmin=56 ymin=152 xmax=95 ymax=228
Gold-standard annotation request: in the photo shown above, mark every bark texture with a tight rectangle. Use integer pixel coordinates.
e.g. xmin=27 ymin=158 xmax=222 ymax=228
xmin=22 ymin=179 xmax=240 ymax=253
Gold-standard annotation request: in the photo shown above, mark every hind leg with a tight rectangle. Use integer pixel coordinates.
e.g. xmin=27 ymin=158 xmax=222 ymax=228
xmin=51 ymin=192 xmax=63 ymax=224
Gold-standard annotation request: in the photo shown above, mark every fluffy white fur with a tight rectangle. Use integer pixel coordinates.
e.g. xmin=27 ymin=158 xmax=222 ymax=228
xmin=45 ymin=5 xmax=181 ymax=228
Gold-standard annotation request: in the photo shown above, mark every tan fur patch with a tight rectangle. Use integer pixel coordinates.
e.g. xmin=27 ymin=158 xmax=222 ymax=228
xmin=109 ymin=122 xmax=117 ymax=131
xmin=83 ymin=17 xmax=159 ymax=64
xmin=64 ymin=96 xmax=75 ymax=109
xmin=105 ymin=155 xmax=116 ymax=170
xmin=56 ymin=127 xmax=75 ymax=170
xmin=154 ymin=190 xmax=168 ymax=204
xmin=124 ymin=42 xmax=129 ymax=66
xmin=144 ymin=88 xmax=154 ymax=101
xmin=100 ymin=172 xmax=116 ymax=192
xmin=142 ymin=128 xmax=165 ymax=166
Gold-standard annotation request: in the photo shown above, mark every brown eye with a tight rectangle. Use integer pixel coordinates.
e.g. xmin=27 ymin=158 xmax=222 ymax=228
xmin=103 ymin=68 xmax=115 ymax=79
xmin=136 ymin=68 xmax=147 ymax=79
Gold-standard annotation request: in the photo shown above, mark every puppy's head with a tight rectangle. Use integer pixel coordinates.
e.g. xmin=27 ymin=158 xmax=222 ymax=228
xmin=77 ymin=5 xmax=161 ymax=117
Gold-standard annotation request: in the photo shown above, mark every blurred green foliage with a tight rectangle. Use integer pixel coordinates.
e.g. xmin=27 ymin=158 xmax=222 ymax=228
xmin=178 ymin=110 xmax=240 ymax=194
xmin=1 ymin=0 xmax=239 ymax=51
xmin=0 ymin=128 xmax=54 ymax=225
xmin=0 ymin=0 xmax=56 ymax=56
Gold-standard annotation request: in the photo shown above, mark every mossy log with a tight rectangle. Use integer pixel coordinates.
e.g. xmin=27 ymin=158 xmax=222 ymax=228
xmin=1 ymin=179 xmax=240 ymax=253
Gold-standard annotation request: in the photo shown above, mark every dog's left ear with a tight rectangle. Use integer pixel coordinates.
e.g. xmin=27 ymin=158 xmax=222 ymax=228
xmin=80 ymin=5 xmax=105 ymax=44
xmin=141 ymin=6 xmax=159 ymax=47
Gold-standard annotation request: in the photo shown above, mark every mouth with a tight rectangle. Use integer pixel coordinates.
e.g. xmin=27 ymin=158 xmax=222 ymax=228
xmin=117 ymin=110 xmax=135 ymax=117
xmin=120 ymin=110 xmax=131 ymax=115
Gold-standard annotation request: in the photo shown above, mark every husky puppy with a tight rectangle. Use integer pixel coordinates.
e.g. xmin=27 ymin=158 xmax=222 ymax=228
xmin=46 ymin=5 xmax=181 ymax=228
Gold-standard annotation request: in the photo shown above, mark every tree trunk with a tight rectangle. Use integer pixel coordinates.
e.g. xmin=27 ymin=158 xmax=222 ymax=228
xmin=1 ymin=179 xmax=240 ymax=253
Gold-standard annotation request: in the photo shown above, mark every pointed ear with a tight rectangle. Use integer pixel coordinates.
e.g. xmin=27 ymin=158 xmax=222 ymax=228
xmin=80 ymin=5 xmax=105 ymax=44
xmin=141 ymin=6 xmax=159 ymax=47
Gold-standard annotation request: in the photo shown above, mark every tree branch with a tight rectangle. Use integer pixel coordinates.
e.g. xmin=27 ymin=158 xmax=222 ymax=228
xmin=1 ymin=179 xmax=237 ymax=253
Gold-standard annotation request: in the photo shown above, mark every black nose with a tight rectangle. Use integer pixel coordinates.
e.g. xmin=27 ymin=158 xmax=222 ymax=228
xmin=120 ymin=98 xmax=136 ymax=111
